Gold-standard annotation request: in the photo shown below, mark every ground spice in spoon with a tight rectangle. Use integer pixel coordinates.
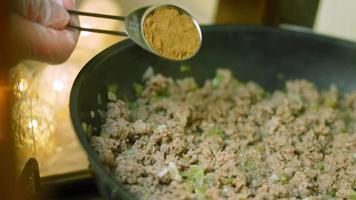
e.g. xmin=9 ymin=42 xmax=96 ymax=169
xmin=143 ymin=6 xmax=201 ymax=60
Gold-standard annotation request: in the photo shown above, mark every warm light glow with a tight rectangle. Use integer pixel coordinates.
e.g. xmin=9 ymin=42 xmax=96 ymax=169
xmin=17 ymin=79 xmax=27 ymax=92
xmin=52 ymin=80 xmax=65 ymax=91
xmin=81 ymin=23 xmax=92 ymax=37
xmin=28 ymin=119 xmax=38 ymax=129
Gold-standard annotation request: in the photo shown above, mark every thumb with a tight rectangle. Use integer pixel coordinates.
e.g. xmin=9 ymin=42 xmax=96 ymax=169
xmin=14 ymin=0 xmax=70 ymax=29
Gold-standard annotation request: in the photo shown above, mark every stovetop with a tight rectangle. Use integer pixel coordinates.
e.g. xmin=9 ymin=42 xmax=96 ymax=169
xmin=20 ymin=159 xmax=103 ymax=200
xmin=41 ymin=170 xmax=102 ymax=200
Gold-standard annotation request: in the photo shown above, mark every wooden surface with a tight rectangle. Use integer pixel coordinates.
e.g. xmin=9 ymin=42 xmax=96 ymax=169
xmin=215 ymin=0 xmax=319 ymax=27
xmin=216 ymin=0 xmax=267 ymax=24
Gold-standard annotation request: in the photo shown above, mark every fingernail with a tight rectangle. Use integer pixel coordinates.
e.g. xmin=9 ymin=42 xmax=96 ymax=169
xmin=42 ymin=0 xmax=70 ymax=28
xmin=54 ymin=0 xmax=64 ymax=6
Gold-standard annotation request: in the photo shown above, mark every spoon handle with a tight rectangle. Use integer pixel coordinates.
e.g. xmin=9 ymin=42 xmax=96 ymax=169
xmin=67 ymin=9 xmax=126 ymax=21
xmin=67 ymin=9 xmax=128 ymax=36
xmin=67 ymin=24 xmax=128 ymax=36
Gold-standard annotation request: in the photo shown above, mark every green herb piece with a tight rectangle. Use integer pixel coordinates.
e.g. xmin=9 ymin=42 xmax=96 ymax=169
xmin=328 ymin=188 xmax=337 ymax=197
xmin=90 ymin=111 xmax=95 ymax=119
xmin=207 ymin=126 xmax=223 ymax=137
xmin=107 ymin=84 xmax=118 ymax=93
xmin=234 ymin=80 xmax=242 ymax=88
xmin=81 ymin=122 xmax=88 ymax=133
xmin=184 ymin=181 xmax=194 ymax=193
xmin=348 ymin=190 xmax=356 ymax=200
xmin=212 ymin=74 xmax=223 ymax=87
xmin=279 ymin=173 xmax=289 ymax=185
xmin=97 ymin=109 xmax=106 ymax=119
xmin=133 ymin=83 xmax=144 ymax=97
xmin=107 ymin=84 xmax=118 ymax=101
xmin=128 ymin=101 xmax=139 ymax=110
xmin=181 ymin=165 xmax=205 ymax=182
xmin=81 ymin=122 xmax=92 ymax=136
xmin=107 ymin=92 xmax=117 ymax=101
xmin=181 ymin=165 xmax=207 ymax=198
xmin=325 ymin=96 xmax=337 ymax=108
xmin=308 ymin=103 xmax=320 ymax=111
xmin=154 ymin=88 xmax=170 ymax=99
xmin=315 ymin=161 xmax=324 ymax=171
xmin=123 ymin=95 xmax=129 ymax=104
xmin=195 ymin=186 xmax=207 ymax=199
xmin=255 ymin=85 xmax=265 ymax=97
xmin=256 ymin=144 xmax=265 ymax=154
xmin=222 ymin=177 xmax=234 ymax=185
xmin=242 ymin=159 xmax=256 ymax=171
xmin=180 ymin=65 xmax=191 ymax=73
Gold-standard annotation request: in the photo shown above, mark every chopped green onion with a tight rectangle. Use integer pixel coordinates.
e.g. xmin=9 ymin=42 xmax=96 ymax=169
xmin=315 ymin=161 xmax=324 ymax=171
xmin=81 ymin=122 xmax=88 ymax=133
xmin=181 ymin=165 xmax=204 ymax=182
xmin=207 ymin=126 xmax=223 ymax=137
xmin=81 ymin=122 xmax=92 ymax=136
xmin=234 ymin=80 xmax=242 ymax=88
xmin=270 ymin=172 xmax=288 ymax=184
xmin=107 ymin=92 xmax=117 ymax=101
xmin=348 ymin=190 xmax=356 ymax=200
xmin=242 ymin=159 xmax=256 ymax=171
xmin=279 ymin=173 xmax=289 ymax=185
xmin=123 ymin=95 xmax=129 ymax=104
xmin=90 ymin=111 xmax=95 ymax=119
xmin=133 ymin=83 xmax=144 ymax=97
xmin=325 ymin=96 xmax=337 ymax=108
xmin=328 ymin=188 xmax=337 ymax=197
xmin=107 ymin=84 xmax=118 ymax=101
xmin=212 ymin=74 xmax=223 ymax=87
xmin=129 ymin=101 xmax=139 ymax=110
xmin=256 ymin=144 xmax=265 ymax=154
xmin=181 ymin=165 xmax=207 ymax=198
xmin=107 ymin=84 xmax=118 ymax=93
xmin=97 ymin=109 xmax=106 ymax=119
xmin=222 ymin=177 xmax=234 ymax=185
xmin=155 ymin=88 xmax=170 ymax=98
xmin=184 ymin=181 xmax=194 ymax=193
xmin=195 ymin=186 xmax=207 ymax=199
xmin=180 ymin=65 xmax=191 ymax=73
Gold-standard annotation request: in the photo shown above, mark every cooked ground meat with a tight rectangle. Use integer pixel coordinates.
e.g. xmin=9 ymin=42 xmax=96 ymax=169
xmin=91 ymin=69 xmax=356 ymax=200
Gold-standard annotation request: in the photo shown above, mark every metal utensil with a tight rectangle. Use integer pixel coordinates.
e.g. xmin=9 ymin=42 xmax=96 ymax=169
xmin=67 ymin=4 xmax=202 ymax=60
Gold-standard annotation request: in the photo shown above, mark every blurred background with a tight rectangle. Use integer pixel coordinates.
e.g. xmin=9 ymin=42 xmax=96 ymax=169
xmin=9 ymin=0 xmax=356 ymax=189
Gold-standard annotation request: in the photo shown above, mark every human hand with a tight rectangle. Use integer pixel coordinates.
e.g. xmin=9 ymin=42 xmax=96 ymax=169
xmin=8 ymin=0 xmax=80 ymax=65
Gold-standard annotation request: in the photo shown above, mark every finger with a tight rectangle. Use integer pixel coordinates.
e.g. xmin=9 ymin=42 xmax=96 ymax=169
xmin=61 ymin=0 xmax=77 ymax=10
xmin=60 ymin=0 xmax=80 ymax=28
xmin=13 ymin=0 xmax=70 ymax=29
xmin=9 ymin=14 xmax=79 ymax=64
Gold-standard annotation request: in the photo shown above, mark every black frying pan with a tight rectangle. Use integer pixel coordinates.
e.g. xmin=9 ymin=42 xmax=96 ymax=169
xmin=70 ymin=25 xmax=356 ymax=199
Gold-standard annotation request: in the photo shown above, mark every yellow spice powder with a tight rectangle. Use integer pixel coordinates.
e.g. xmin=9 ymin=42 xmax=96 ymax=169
xmin=143 ymin=6 xmax=201 ymax=60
